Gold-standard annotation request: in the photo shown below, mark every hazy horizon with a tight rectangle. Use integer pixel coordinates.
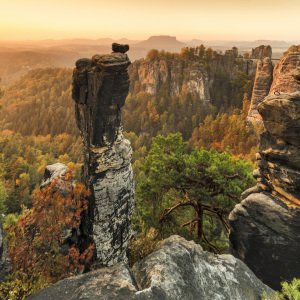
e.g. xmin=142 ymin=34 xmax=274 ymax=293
xmin=1 ymin=0 xmax=299 ymax=42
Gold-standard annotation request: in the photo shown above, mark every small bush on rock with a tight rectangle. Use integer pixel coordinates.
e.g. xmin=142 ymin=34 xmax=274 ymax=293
xmin=261 ymin=278 xmax=300 ymax=300
xmin=128 ymin=225 xmax=160 ymax=267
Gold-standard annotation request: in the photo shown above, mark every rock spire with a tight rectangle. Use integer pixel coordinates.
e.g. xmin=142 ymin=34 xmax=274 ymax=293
xmin=72 ymin=44 xmax=134 ymax=267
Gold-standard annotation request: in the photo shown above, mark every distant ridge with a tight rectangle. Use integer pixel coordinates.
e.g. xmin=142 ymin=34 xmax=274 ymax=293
xmin=132 ymin=35 xmax=186 ymax=51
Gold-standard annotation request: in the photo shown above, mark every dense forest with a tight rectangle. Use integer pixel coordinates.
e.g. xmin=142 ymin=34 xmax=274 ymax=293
xmin=0 ymin=46 xmax=262 ymax=222
xmin=0 ymin=47 xmax=264 ymax=297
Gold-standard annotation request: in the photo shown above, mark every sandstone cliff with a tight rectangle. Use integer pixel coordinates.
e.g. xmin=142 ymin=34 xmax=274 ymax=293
xmin=27 ymin=235 xmax=272 ymax=300
xmin=250 ymin=45 xmax=272 ymax=59
xmin=72 ymin=46 xmax=134 ymax=267
xmin=248 ymin=50 xmax=300 ymax=122
xmin=269 ymin=52 xmax=300 ymax=94
xmin=133 ymin=52 xmax=256 ymax=103
xmin=247 ymin=57 xmax=273 ymax=122
xmin=229 ymin=91 xmax=300 ymax=290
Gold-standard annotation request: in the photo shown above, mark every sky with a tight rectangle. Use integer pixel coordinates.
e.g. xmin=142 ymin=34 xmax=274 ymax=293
xmin=1 ymin=0 xmax=299 ymax=41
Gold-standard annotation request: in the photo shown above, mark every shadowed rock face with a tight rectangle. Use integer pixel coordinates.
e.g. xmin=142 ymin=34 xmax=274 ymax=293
xmin=230 ymin=91 xmax=300 ymax=290
xmin=72 ymin=47 xmax=134 ymax=267
xmin=0 ymin=221 xmax=10 ymax=284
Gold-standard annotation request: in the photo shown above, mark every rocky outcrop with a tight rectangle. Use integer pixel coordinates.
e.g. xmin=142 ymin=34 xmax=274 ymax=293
xmin=269 ymin=52 xmax=300 ymax=95
xmin=40 ymin=162 xmax=75 ymax=197
xmin=27 ymin=235 xmax=272 ymax=300
xmin=135 ymin=54 xmax=255 ymax=102
xmin=0 ymin=220 xmax=10 ymax=284
xmin=72 ymin=45 xmax=134 ymax=267
xmin=229 ymin=91 xmax=300 ymax=290
xmin=184 ymin=62 xmax=210 ymax=102
xmin=248 ymin=57 xmax=273 ymax=122
xmin=132 ymin=235 xmax=272 ymax=300
xmin=27 ymin=263 xmax=138 ymax=300
xmin=250 ymin=45 xmax=272 ymax=59
xmin=248 ymin=50 xmax=300 ymax=122
xmin=292 ymin=66 xmax=300 ymax=84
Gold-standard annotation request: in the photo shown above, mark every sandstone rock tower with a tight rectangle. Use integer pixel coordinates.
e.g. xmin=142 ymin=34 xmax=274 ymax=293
xmin=72 ymin=44 xmax=134 ymax=267
xmin=248 ymin=50 xmax=300 ymax=122
xmin=229 ymin=85 xmax=300 ymax=289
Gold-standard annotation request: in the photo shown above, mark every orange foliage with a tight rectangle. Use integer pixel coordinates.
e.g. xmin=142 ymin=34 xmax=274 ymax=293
xmin=2 ymin=169 xmax=94 ymax=298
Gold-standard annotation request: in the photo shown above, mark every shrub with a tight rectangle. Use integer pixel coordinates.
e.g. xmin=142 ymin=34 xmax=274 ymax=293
xmin=261 ymin=278 xmax=300 ymax=300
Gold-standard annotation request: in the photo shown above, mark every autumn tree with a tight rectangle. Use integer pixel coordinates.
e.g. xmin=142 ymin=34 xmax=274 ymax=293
xmin=146 ymin=49 xmax=160 ymax=60
xmin=135 ymin=133 xmax=255 ymax=253
xmin=197 ymin=44 xmax=206 ymax=58
xmin=0 ymin=169 xmax=94 ymax=299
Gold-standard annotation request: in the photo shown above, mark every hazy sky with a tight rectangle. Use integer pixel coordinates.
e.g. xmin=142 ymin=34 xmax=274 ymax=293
xmin=1 ymin=0 xmax=299 ymax=41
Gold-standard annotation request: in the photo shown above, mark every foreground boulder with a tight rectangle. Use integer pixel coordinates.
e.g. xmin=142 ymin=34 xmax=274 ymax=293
xmin=27 ymin=235 xmax=272 ymax=300
xmin=132 ymin=235 xmax=272 ymax=300
xmin=0 ymin=220 xmax=10 ymax=284
xmin=27 ymin=263 xmax=138 ymax=300
xmin=230 ymin=91 xmax=300 ymax=290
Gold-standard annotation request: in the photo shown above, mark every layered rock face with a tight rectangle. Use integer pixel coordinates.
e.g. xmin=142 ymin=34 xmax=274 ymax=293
xmin=293 ymin=66 xmax=300 ymax=84
xmin=269 ymin=52 xmax=300 ymax=94
xmin=27 ymin=235 xmax=272 ymax=300
xmin=248 ymin=50 xmax=300 ymax=122
xmin=248 ymin=57 xmax=273 ymax=122
xmin=135 ymin=54 xmax=254 ymax=102
xmin=137 ymin=58 xmax=210 ymax=101
xmin=250 ymin=45 xmax=272 ymax=59
xmin=229 ymin=91 xmax=300 ymax=290
xmin=72 ymin=46 xmax=134 ymax=267
xmin=0 ymin=220 xmax=10 ymax=285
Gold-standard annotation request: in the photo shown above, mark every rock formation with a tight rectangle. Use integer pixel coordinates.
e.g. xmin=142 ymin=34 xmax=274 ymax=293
xmin=292 ymin=66 xmax=300 ymax=84
xmin=229 ymin=90 xmax=300 ymax=290
xmin=248 ymin=50 xmax=300 ymax=122
xmin=269 ymin=52 xmax=300 ymax=94
xmin=27 ymin=235 xmax=272 ymax=300
xmin=250 ymin=45 xmax=272 ymax=59
xmin=41 ymin=162 xmax=75 ymax=196
xmin=135 ymin=54 xmax=254 ymax=102
xmin=248 ymin=57 xmax=273 ymax=122
xmin=225 ymin=46 xmax=238 ymax=58
xmin=0 ymin=220 xmax=10 ymax=285
xmin=72 ymin=45 xmax=134 ymax=267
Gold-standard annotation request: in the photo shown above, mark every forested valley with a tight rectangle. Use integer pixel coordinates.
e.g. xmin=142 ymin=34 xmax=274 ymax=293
xmin=0 ymin=47 xmax=262 ymax=260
